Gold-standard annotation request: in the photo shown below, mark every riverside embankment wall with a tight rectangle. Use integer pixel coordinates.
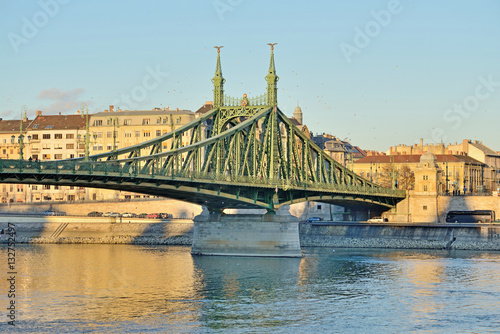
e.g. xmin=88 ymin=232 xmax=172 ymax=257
xmin=1 ymin=216 xmax=499 ymax=251
xmin=300 ymin=223 xmax=500 ymax=251
xmin=0 ymin=216 xmax=193 ymax=245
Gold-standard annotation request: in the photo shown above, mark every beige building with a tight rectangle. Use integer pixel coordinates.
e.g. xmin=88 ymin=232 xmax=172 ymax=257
xmin=388 ymin=139 xmax=500 ymax=192
xmin=354 ymin=154 xmax=486 ymax=194
xmin=0 ymin=105 xmax=196 ymax=203
xmin=87 ymin=106 xmax=196 ymax=201
xmin=24 ymin=112 xmax=88 ymax=202
xmin=0 ymin=117 xmax=32 ymax=203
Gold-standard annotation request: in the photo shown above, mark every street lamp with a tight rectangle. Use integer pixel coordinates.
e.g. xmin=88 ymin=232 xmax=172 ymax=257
xmin=80 ymin=103 xmax=90 ymax=161
xmin=109 ymin=117 xmax=119 ymax=152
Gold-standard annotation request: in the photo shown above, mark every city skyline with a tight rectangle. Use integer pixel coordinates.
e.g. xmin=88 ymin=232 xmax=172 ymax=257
xmin=1 ymin=0 xmax=499 ymax=151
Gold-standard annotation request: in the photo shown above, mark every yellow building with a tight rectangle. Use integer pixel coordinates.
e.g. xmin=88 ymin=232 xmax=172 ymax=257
xmin=24 ymin=112 xmax=87 ymax=202
xmin=0 ymin=118 xmax=32 ymax=202
xmin=87 ymin=106 xmax=196 ymax=201
xmin=353 ymin=154 xmax=486 ymax=194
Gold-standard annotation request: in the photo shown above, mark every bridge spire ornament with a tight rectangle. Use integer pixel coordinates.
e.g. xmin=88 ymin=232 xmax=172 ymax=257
xmin=212 ymin=46 xmax=225 ymax=108
xmin=266 ymin=43 xmax=279 ymax=106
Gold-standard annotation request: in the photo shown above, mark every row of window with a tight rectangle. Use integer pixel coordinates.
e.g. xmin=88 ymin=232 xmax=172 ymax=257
xmin=93 ymin=117 xmax=182 ymax=127
xmin=29 ymin=134 xmax=75 ymax=140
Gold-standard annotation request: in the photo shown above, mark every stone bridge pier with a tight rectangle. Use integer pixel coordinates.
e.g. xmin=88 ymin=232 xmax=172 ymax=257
xmin=191 ymin=206 xmax=302 ymax=257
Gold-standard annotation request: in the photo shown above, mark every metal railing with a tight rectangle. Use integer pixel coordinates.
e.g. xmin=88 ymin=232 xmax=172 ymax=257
xmin=0 ymin=159 xmax=406 ymax=198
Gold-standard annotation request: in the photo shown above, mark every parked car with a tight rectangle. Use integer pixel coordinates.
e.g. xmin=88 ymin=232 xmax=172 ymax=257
xmin=42 ymin=210 xmax=56 ymax=216
xmin=305 ymin=217 xmax=323 ymax=222
xmin=148 ymin=213 xmax=160 ymax=219
xmin=103 ymin=212 xmax=120 ymax=217
xmin=367 ymin=217 xmax=387 ymax=223
xmin=122 ymin=212 xmax=137 ymax=218
xmin=42 ymin=210 xmax=66 ymax=216
xmin=88 ymin=211 xmax=103 ymax=217
xmin=138 ymin=213 xmax=148 ymax=218
xmin=158 ymin=213 xmax=171 ymax=219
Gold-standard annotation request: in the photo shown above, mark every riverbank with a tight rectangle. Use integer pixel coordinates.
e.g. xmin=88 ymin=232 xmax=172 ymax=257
xmin=1 ymin=216 xmax=499 ymax=251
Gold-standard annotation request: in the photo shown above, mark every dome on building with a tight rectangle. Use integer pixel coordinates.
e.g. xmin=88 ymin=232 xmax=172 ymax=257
xmin=419 ymin=151 xmax=438 ymax=168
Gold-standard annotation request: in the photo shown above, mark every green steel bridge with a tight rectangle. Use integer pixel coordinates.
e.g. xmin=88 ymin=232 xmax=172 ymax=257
xmin=0 ymin=45 xmax=406 ymax=213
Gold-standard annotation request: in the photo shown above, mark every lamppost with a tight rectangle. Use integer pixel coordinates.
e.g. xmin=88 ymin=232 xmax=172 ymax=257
xmin=109 ymin=117 xmax=119 ymax=152
xmin=80 ymin=103 xmax=90 ymax=161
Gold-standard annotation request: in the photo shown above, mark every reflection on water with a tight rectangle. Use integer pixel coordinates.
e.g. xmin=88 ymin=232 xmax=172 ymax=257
xmin=0 ymin=245 xmax=498 ymax=333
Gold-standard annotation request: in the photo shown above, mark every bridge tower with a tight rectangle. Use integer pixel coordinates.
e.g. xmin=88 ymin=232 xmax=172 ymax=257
xmin=212 ymin=46 xmax=225 ymax=108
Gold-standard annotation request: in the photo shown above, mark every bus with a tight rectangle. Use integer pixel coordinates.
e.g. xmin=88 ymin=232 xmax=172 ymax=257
xmin=445 ymin=210 xmax=495 ymax=224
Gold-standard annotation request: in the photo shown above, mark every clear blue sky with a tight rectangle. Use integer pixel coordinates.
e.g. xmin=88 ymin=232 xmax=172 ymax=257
xmin=1 ymin=0 xmax=499 ymax=151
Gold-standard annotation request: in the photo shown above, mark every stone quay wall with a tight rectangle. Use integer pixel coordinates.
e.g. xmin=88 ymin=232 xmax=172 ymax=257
xmin=300 ymin=223 xmax=500 ymax=251
xmin=1 ymin=216 xmax=499 ymax=251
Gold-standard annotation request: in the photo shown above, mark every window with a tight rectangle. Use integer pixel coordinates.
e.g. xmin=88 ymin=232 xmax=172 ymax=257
xmin=42 ymin=144 xmax=51 ymax=150
xmin=163 ymin=117 xmax=168 ymax=124
xmin=45 ymin=125 xmax=54 ymax=129
xmin=423 ymin=185 xmax=428 ymax=192
xmin=124 ymin=119 xmax=132 ymax=125
xmin=142 ymin=119 xmax=150 ymax=125
xmin=43 ymin=185 xmax=51 ymax=190
xmin=106 ymin=119 xmax=113 ymax=126
xmin=317 ymin=205 xmax=322 ymax=210
xmin=93 ymin=132 xmax=103 ymax=138
xmin=423 ymin=175 xmax=428 ymax=180
xmin=156 ymin=118 xmax=161 ymax=124
xmin=55 ymin=134 xmax=63 ymax=139
xmin=54 ymin=144 xmax=62 ymax=149
xmin=54 ymin=185 xmax=59 ymax=190
xmin=32 ymin=134 xmax=39 ymax=140
xmin=93 ymin=120 xmax=103 ymax=126
xmin=42 ymin=154 xmax=50 ymax=159
xmin=107 ymin=144 xmax=112 ymax=150
xmin=144 ymin=130 xmax=151 ymax=137
xmin=33 ymin=124 xmax=39 ymax=129
xmin=66 ymin=134 xmax=74 ymax=139
xmin=176 ymin=117 xmax=180 ymax=124
xmin=107 ymin=131 xmax=112 ymax=138
xmin=423 ymin=205 xmax=428 ymax=210
xmin=135 ymin=131 xmax=140 ymax=137
xmin=68 ymin=154 xmax=74 ymax=159
xmin=156 ymin=130 xmax=161 ymax=137
xmin=54 ymin=154 xmax=62 ymax=159
xmin=32 ymin=186 xmax=38 ymax=190
xmin=125 ymin=131 xmax=132 ymax=138
xmin=66 ymin=144 xmax=74 ymax=149
xmin=43 ymin=134 xmax=51 ymax=139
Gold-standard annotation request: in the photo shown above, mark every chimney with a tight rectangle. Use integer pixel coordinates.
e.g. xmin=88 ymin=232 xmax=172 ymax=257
xmin=420 ymin=138 xmax=423 ymax=147
xmin=176 ymin=108 xmax=179 ymax=111
xmin=36 ymin=110 xmax=42 ymax=116
xmin=109 ymin=105 xmax=114 ymax=112
xmin=59 ymin=112 xmax=61 ymax=115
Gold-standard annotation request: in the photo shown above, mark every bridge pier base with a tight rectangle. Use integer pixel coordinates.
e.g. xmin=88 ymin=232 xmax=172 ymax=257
xmin=191 ymin=211 xmax=301 ymax=257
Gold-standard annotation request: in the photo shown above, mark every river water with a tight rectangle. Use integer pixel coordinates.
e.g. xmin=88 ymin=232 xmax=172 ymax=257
xmin=0 ymin=244 xmax=499 ymax=333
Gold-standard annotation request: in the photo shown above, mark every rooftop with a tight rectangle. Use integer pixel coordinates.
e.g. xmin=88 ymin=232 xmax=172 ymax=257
xmin=355 ymin=154 xmax=485 ymax=165
xmin=26 ymin=115 xmax=86 ymax=131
